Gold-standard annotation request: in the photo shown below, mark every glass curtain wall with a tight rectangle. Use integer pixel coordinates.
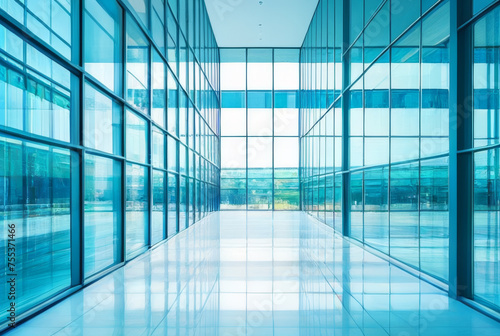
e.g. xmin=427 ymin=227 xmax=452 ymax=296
xmin=301 ymin=0 xmax=450 ymax=283
xmin=301 ymin=0 xmax=500 ymax=316
xmin=220 ymin=48 xmax=300 ymax=211
xmin=0 ymin=0 xmax=220 ymax=330
xmin=472 ymin=2 xmax=500 ymax=312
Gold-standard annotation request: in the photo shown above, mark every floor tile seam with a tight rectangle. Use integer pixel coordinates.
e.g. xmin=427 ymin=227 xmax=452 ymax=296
xmin=299 ymin=229 xmax=391 ymax=335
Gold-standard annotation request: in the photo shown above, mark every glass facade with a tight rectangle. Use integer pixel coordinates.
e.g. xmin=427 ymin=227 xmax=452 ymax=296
xmin=300 ymin=0 xmax=500 ymax=315
xmin=0 ymin=0 xmax=220 ymax=329
xmin=473 ymin=3 xmax=500 ymax=311
xmin=220 ymin=48 xmax=300 ymax=211
xmin=301 ymin=0 xmax=450 ymax=281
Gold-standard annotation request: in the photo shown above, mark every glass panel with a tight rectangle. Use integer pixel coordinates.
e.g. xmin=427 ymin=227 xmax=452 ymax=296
xmin=167 ymin=69 xmax=178 ymax=135
xmin=474 ymin=6 xmax=500 ymax=148
xmin=274 ymin=109 xmax=299 ymax=136
xmin=364 ymin=168 xmax=389 ymax=254
xmin=179 ymin=176 xmax=187 ymax=231
xmin=390 ymin=162 xmax=419 ymax=268
xmin=0 ymin=137 xmax=71 ymax=322
xmin=168 ymin=173 xmax=178 ymax=237
xmin=126 ymin=16 xmax=150 ymax=115
xmin=420 ymin=157 xmax=449 ymax=280
xmin=84 ymin=154 xmax=121 ymax=277
xmin=152 ymin=127 xmax=165 ymax=169
xmin=84 ymin=83 xmax=121 ymax=155
xmin=84 ymin=0 xmax=121 ymax=93
xmin=248 ymin=109 xmax=272 ymax=136
xmin=127 ymin=0 xmax=148 ymax=28
xmin=168 ymin=135 xmax=178 ymax=172
xmin=152 ymin=51 xmax=166 ymax=128
xmin=220 ymin=49 xmax=246 ymax=90
xmin=126 ymin=109 xmax=148 ymax=164
xmin=421 ymin=1 xmax=450 ymax=158
xmin=152 ymin=170 xmax=166 ymax=245
xmin=247 ymin=49 xmax=272 ymax=90
xmin=126 ymin=163 xmax=149 ymax=258
xmin=474 ymin=148 xmax=500 ymax=308
xmin=221 ymin=108 xmax=246 ymax=136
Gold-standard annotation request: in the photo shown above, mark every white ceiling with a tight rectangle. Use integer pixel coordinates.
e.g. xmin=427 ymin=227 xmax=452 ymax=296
xmin=204 ymin=0 xmax=320 ymax=48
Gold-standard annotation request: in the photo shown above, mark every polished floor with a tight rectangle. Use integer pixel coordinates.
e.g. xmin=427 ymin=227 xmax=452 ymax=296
xmin=5 ymin=211 xmax=500 ymax=336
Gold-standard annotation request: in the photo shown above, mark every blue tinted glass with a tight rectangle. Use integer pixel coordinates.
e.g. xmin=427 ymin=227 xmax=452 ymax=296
xmin=275 ymin=91 xmax=299 ymax=108
xmin=248 ymin=91 xmax=272 ymax=109
xmin=84 ymin=154 xmax=121 ymax=277
xmin=221 ymin=91 xmax=245 ymax=108
xmin=0 ymin=137 xmax=71 ymax=321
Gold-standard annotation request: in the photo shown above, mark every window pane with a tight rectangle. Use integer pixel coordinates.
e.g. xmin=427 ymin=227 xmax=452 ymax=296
xmin=474 ymin=6 xmax=500 ymax=147
xmin=220 ymin=49 xmax=246 ymax=90
xmin=168 ymin=173 xmax=178 ymax=237
xmin=390 ymin=162 xmax=419 ymax=268
xmin=420 ymin=157 xmax=449 ymax=280
xmin=179 ymin=176 xmax=187 ymax=231
xmin=126 ymin=109 xmax=148 ymax=164
xmin=126 ymin=163 xmax=149 ymax=258
xmin=168 ymin=135 xmax=178 ymax=172
xmin=248 ymin=109 xmax=272 ymax=136
xmin=167 ymin=69 xmax=178 ymax=135
xmin=127 ymin=0 xmax=148 ymax=28
xmin=84 ymin=0 xmax=121 ymax=93
xmin=152 ymin=127 xmax=165 ymax=168
xmin=221 ymin=108 xmax=246 ymax=136
xmin=274 ymin=109 xmax=299 ymax=136
xmin=84 ymin=154 xmax=121 ymax=277
xmin=152 ymin=51 xmax=166 ymax=128
xmin=474 ymin=149 xmax=500 ymax=308
xmin=247 ymin=49 xmax=272 ymax=90
xmin=152 ymin=170 xmax=166 ymax=245
xmin=84 ymin=83 xmax=121 ymax=155
xmin=364 ymin=168 xmax=389 ymax=254
xmin=126 ymin=17 xmax=150 ymax=115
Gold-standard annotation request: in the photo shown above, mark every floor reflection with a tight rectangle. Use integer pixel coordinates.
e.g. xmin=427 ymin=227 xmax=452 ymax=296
xmin=6 ymin=211 xmax=500 ymax=335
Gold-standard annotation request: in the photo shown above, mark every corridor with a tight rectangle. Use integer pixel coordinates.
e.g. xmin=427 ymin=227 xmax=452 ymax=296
xmin=5 ymin=212 xmax=500 ymax=336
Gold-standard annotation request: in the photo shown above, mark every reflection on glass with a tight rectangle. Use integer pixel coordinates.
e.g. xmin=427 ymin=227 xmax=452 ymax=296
xmin=390 ymin=162 xmax=419 ymax=269
xmin=126 ymin=163 xmax=149 ymax=258
xmin=0 ymin=24 xmax=71 ymax=142
xmin=84 ymin=0 xmax=121 ymax=93
xmin=84 ymin=83 xmax=121 ymax=155
xmin=126 ymin=16 xmax=150 ymax=114
xmin=168 ymin=173 xmax=178 ymax=237
xmin=0 ymin=137 xmax=71 ymax=322
xmin=84 ymin=154 xmax=121 ymax=277
xmin=420 ymin=157 xmax=449 ymax=280
xmin=474 ymin=149 xmax=500 ymax=308
xmin=126 ymin=109 xmax=148 ymax=164
xmin=152 ymin=51 xmax=166 ymax=128
xmin=152 ymin=170 xmax=165 ymax=245
xmin=474 ymin=6 xmax=500 ymax=147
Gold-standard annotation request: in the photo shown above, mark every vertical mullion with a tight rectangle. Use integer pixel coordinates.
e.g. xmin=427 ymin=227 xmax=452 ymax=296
xmin=342 ymin=0 xmax=350 ymax=237
xmin=246 ymin=48 xmax=249 ymax=210
xmin=272 ymin=49 xmax=275 ymax=210
xmin=121 ymin=9 xmax=128 ymax=261
xmin=452 ymin=0 xmax=474 ymax=299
